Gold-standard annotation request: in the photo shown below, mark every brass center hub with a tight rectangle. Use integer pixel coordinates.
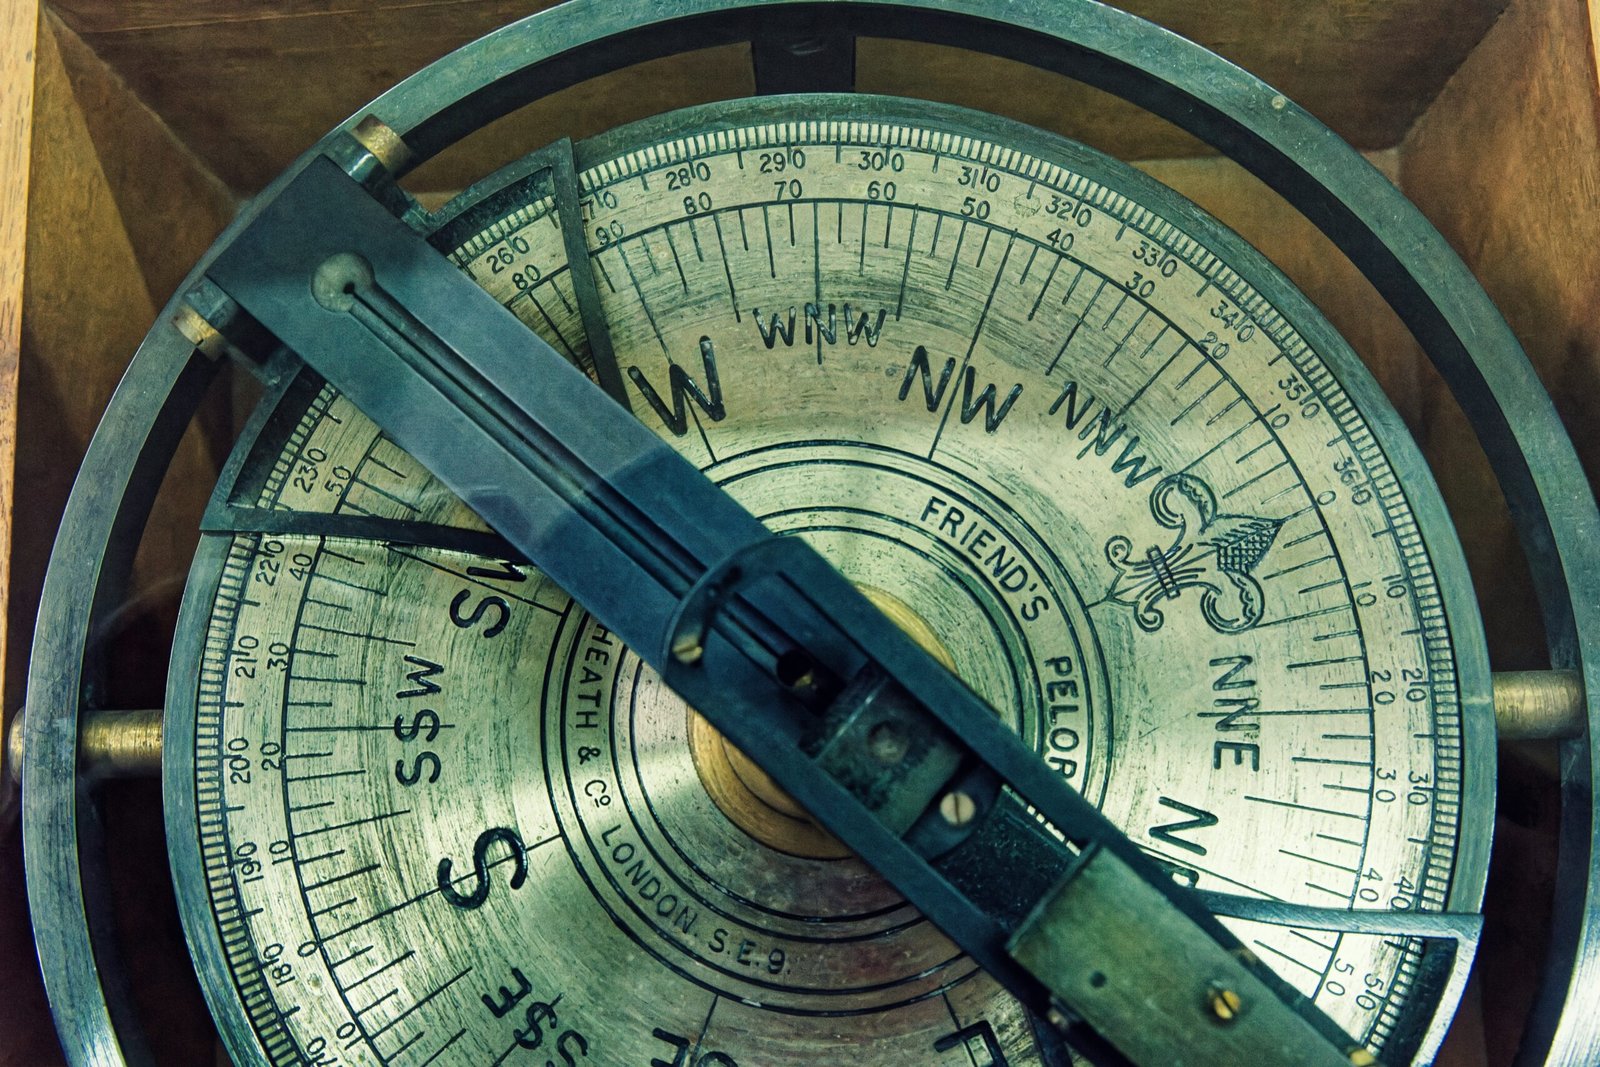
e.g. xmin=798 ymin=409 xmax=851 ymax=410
xmin=687 ymin=585 xmax=956 ymax=860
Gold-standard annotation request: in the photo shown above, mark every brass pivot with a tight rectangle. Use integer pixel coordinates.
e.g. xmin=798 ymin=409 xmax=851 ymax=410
xmin=688 ymin=584 xmax=955 ymax=859
xmin=6 ymin=707 xmax=163 ymax=784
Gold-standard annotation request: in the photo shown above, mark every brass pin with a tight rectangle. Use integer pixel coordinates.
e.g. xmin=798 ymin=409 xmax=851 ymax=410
xmin=1493 ymin=669 xmax=1585 ymax=740
xmin=172 ymin=303 xmax=227 ymax=359
xmin=351 ymin=114 xmax=415 ymax=175
xmin=4 ymin=711 xmax=21 ymax=787
xmin=5 ymin=707 xmax=163 ymax=782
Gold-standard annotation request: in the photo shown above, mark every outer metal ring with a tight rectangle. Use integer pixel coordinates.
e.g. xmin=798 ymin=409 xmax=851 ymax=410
xmin=22 ymin=2 xmax=1597 ymax=1065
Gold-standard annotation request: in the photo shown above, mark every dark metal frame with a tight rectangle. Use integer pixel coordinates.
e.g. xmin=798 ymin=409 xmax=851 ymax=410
xmin=20 ymin=2 xmax=1596 ymax=1065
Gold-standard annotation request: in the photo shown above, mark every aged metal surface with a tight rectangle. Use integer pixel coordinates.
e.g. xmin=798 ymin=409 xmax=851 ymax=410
xmin=165 ymin=95 xmax=1480 ymax=1065
xmin=1010 ymin=847 xmax=1366 ymax=1066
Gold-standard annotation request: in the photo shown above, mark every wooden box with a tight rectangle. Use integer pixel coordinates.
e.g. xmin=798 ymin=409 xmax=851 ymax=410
xmin=1 ymin=1 xmax=1595 ymax=1063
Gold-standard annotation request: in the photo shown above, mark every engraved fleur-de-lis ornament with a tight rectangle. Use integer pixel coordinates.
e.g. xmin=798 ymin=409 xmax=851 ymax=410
xmin=1103 ymin=473 xmax=1283 ymax=634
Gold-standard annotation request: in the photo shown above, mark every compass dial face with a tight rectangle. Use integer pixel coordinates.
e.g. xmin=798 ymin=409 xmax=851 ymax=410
xmin=168 ymin=97 xmax=1483 ymax=1066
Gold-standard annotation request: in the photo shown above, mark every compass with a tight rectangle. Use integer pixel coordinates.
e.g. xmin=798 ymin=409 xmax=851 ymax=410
xmin=13 ymin=3 xmax=1599 ymax=1066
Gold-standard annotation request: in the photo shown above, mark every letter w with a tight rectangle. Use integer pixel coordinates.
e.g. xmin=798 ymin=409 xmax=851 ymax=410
xmin=753 ymin=307 xmax=796 ymax=348
xmin=959 ymin=366 xmax=1023 ymax=433
xmin=628 ymin=337 xmax=726 ymax=437
xmin=397 ymin=655 xmax=445 ymax=699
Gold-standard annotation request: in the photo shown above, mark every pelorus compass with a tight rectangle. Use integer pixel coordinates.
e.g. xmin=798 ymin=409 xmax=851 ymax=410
xmin=12 ymin=1 xmax=1600 ymax=1065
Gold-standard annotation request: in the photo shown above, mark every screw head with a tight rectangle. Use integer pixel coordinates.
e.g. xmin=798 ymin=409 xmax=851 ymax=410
xmin=670 ymin=634 xmax=704 ymax=665
xmin=311 ymin=252 xmax=375 ymax=313
xmin=938 ymin=790 xmax=977 ymax=826
xmin=1206 ymin=983 xmax=1243 ymax=1024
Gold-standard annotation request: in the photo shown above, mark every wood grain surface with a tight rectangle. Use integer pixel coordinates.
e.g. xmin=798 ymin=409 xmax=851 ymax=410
xmin=43 ymin=0 xmax=1511 ymax=194
xmin=0 ymin=12 xmax=43 ymax=1067
xmin=46 ymin=15 xmax=233 ymax=307
xmin=1399 ymin=1 xmax=1600 ymax=1062
xmin=8 ymin=9 xmax=236 ymax=719
xmin=1401 ymin=0 xmax=1600 ymax=672
xmin=0 ymin=0 xmax=39 ymax=818
xmin=4 ymin=12 xmax=237 ymax=1064
xmin=11 ymin=10 xmax=158 ymax=707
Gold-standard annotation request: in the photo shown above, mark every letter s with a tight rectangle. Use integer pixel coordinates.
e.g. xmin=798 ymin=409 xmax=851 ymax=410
xmin=449 ymin=590 xmax=510 ymax=637
xmin=436 ymin=827 xmax=528 ymax=909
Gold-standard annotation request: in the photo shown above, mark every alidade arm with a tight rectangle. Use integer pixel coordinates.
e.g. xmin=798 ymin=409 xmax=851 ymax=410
xmin=193 ymin=148 xmax=1376 ymax=1067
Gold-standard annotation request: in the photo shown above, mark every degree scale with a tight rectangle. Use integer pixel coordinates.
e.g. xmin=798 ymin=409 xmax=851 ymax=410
xmin=9 ymin=3 xmax=1600 ymax=1066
